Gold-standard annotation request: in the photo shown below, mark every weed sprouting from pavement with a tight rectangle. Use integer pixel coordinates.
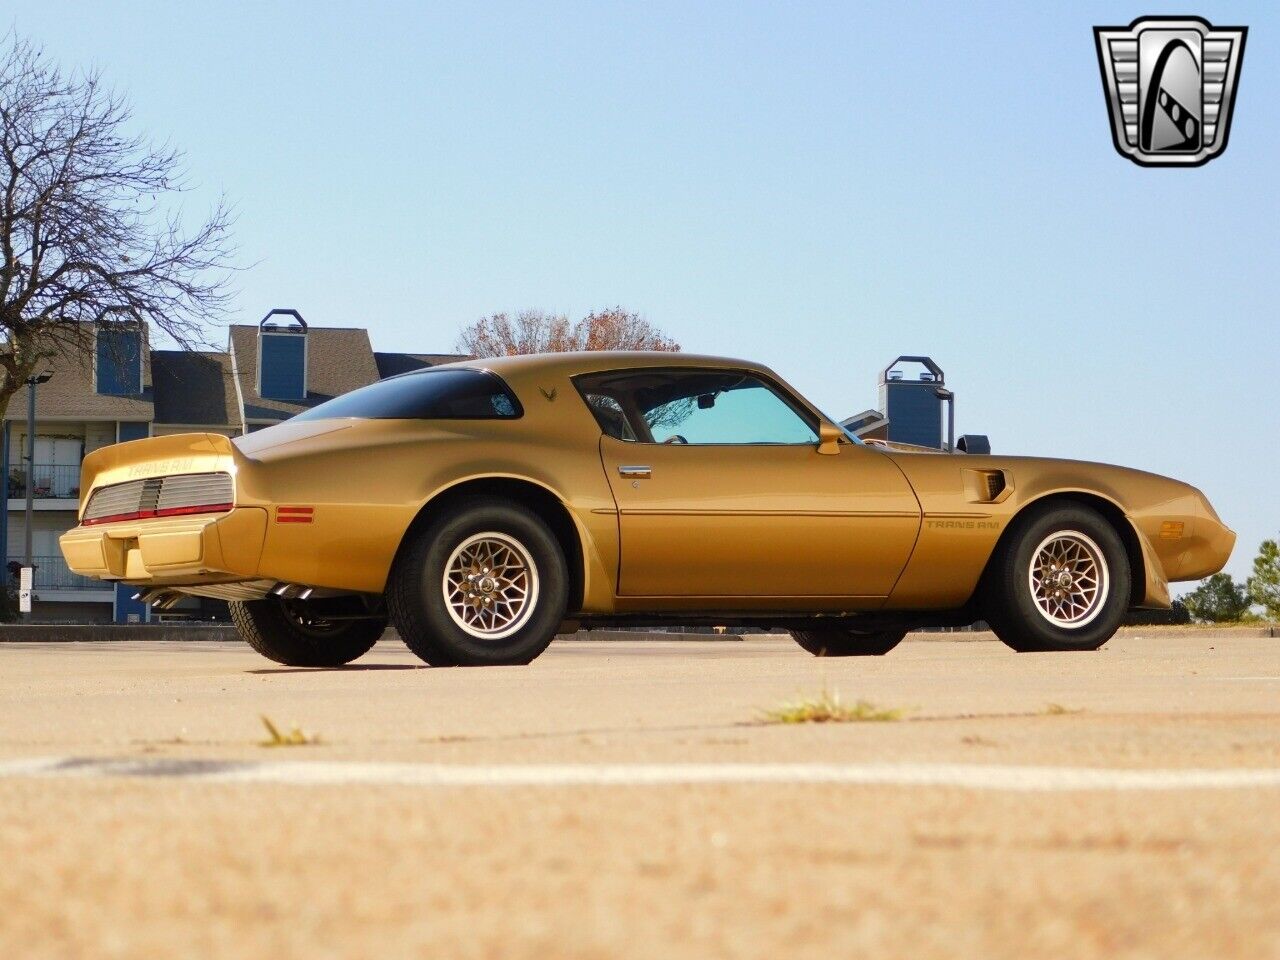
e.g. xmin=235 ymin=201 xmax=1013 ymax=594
xmin=1042 ymin=703 xmax=1084 ymax=716
xmin=259 ymin=715 xmax=319 ymax=747
xmin=760 ymin=688 xmax=904 ymax=724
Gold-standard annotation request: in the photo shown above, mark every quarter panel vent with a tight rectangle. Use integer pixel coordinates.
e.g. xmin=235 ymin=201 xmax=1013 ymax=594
xmin=962 ymin=468 xmax=1011 ymax=504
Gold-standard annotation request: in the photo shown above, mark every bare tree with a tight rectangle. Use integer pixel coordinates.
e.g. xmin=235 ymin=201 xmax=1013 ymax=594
xmin=457 ymin=307 xmax=679 ymax=357
xmin=0 ymin=35 xmax=235 ymax=412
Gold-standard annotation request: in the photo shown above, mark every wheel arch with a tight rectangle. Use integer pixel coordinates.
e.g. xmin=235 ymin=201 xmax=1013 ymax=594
xmin=976 ymin=490 xmax=1147 ymax=609
xmin=393 ymin=475 xmax=586 ymax=613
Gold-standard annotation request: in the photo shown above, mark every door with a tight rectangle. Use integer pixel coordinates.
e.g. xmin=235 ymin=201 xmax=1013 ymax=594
xmin=31 ymin=438 xmax=56 ymax=497
xmin=30 ymin=437 xmax=82 ymax=498
xmin=579 ymin=367 xmax=921 ymax=599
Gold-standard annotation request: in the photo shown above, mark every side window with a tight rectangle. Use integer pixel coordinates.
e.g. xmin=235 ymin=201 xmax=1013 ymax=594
xmin=574 ymin=369 xmax=818 ymax=445
xmin=582 ymin=394 xmax=638 ymax=442
xmin=292 ymin=369 xmax=522 ymax=422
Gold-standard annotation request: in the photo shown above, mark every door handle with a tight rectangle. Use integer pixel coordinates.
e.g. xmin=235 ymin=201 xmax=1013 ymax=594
xmin=618 ymin=465 xmax=652 ymax=479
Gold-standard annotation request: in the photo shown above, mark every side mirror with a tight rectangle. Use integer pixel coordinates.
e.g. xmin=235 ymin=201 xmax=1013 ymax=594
xmin=817 ymin=422 xmax=843 ymax=456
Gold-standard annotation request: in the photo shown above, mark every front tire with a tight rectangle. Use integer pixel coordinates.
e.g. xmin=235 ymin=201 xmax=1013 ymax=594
xmin=791 ymin=628 xmax=907 ymax=657
xmin=230 ymin=598 xmax=386 ymax=667
xmin=387 ymin=497 xmax=568 ymax=666
xmin=980 ymin=503 xmax=1131 ymax=652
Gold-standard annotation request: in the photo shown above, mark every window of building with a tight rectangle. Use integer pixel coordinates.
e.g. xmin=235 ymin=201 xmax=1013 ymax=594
xmin=117 ymin=422 xmax=149 ymax=443
xmin=291 ymin=368 xmax=522 ymax=422
xmin=96 ymin=327 xmax=143 ymax=396
xmin=12 ymin=435 xmax=83 ymax=499
xmin=573 ymin=368 xmax=818 ymax=445
xmin=259 ymin=332 xmax=307 ymax=400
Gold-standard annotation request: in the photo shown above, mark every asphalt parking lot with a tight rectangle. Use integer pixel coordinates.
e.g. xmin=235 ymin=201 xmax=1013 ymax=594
xmin=1 ymin=628 xmax=1277 ymax=959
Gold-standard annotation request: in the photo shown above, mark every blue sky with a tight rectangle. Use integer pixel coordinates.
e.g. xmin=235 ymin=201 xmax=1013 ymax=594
xmin=16 ymin=2 xmax=1279 ymax=581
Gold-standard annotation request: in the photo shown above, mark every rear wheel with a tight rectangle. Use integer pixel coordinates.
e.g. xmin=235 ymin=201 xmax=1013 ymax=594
xmin=230 ymin=597 xmax=386 ymax=667
xmin=980 ymin=503 xmax=1130 ymax=652
xmin=791 ymin=628 xmax=907 ymax=657
xmin=387 ymin=497 xmax=568 ymax=666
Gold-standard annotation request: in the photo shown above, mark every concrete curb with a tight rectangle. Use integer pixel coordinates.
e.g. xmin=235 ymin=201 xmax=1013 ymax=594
xmin=0 ymin=625 xmax=743 ymax=644
xmin=0 ymin=624 xmax=239 ymax=643
xmin=0 ymin=624 xmax=1272 ymax=643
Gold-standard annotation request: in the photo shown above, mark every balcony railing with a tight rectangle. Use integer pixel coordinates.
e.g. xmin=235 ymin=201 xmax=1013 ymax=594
xmin=6 ymin=555 xmax=104 ymax=592
xmin=7 ymin=464 xmax=81 ymax=501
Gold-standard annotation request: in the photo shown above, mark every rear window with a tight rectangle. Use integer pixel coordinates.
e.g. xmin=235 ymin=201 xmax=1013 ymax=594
xmin=292 ymin=369 xmax=522 ymax=422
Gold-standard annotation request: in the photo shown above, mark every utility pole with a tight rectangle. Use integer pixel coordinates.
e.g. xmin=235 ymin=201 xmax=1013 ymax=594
xmin=21 ymin=372 xmax=52 ymax=618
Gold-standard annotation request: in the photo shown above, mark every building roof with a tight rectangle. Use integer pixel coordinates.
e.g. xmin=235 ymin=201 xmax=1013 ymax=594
xmin=12 ymin=325 xmax=736 ymax=430
xmin=5 ymin=334 xmax=154 ymax=422
xmin=840 ymin=408 xmax=890 ymax=438
xmin=150 ymin=351 xmax=240 ymax=426
xmin=228 ymin=324 xmax=382 ymax=422
xmin=373 ymin=352 xmax=473 ymax=379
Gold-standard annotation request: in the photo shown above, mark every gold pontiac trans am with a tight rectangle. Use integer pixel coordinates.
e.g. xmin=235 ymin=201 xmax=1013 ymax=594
xmin=60 ymin=352 xmax=1234 ymax=666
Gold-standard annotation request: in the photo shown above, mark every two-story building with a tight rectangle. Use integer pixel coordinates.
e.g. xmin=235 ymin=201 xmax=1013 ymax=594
xmin=3 ymin=312 xmax=466 ymax=622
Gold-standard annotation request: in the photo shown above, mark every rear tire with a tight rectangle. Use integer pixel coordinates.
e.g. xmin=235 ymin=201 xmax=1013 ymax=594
xmin=979 ymin=503 xmax=1130 ymax=652
xmin=387 ymin=497 xmax=568 ymax=666
xmin=791 ymin=628 xmax=907 ymax=657
xmin=230 ymin=598 xmax=386 ymax=667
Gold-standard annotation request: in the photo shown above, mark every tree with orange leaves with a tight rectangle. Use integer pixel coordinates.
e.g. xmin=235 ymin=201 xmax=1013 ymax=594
xmin=457 ymin=307 xmax=679 ymax=357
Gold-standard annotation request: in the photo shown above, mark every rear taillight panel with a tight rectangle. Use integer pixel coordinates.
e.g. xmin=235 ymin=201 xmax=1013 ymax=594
xmin=82 ymin=472 xmax=234 ymax=526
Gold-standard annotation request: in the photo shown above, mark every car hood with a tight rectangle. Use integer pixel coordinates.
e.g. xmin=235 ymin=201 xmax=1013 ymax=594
xmin=863 ymin=439 xmax=949 ymax=455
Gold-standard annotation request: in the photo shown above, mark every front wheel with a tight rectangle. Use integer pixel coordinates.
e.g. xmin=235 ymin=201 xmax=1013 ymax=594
xmin=230 ymin=597 xmax=386 ymax=667
xmin=387 ymin=497 xmax=569 ymax=666
xmin=979 ymin=503 xmax=1131 ymax=652
xmin=791 ymin=628 xmax=907 ymax=657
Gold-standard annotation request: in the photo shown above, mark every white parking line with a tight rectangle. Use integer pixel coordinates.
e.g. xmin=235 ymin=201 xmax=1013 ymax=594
xmin=1 ymin=757 xmax=1279 ymax=791
xmin=1215 ymin=677 xmax=1280 ymax=682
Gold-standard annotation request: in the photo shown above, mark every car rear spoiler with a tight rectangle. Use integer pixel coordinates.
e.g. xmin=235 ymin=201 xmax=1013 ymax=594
xmin=78 ymin=433 xmax=249 ymax=514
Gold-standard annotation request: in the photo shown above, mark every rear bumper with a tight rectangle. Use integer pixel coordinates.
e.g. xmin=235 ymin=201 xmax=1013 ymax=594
xmin=59 ymin=507 xmax=269 ymax=586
